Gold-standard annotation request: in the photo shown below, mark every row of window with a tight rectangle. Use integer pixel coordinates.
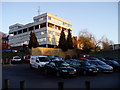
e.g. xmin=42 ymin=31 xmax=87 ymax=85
xmin=47 ymin=31 xmax=60 ymax=36
xmin=34 ymin=16 xmax=47 ymax=23
xmin=35 ymin=31 xmax=47 ymax=36
xmin=9 ymin=35 xmax=30 ymax=42
xmin=10 ymin=36 xmax=59 ymax=47
xmin=48 ymin=16 xmax=72 ymax=28
xmin=10 ymin=26 xmax=22 ymax=31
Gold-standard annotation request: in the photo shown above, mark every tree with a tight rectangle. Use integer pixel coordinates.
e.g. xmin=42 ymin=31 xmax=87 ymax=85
xmin=58 ymin=30 xmax=68 ymax=51
xmin=28 ymin=31 xmax=39 ymax=49
xmin=78 ymin=30 xmax=95 ymax=54
xmin=101 ymin=37 xmax=114 ymax=51
xmin=67 ymin=29 xmax=73 ymax=49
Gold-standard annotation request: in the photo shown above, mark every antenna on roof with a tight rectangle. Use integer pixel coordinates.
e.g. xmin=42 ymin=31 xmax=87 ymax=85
xmin=38 ymin=6 xmax=40 ymax=15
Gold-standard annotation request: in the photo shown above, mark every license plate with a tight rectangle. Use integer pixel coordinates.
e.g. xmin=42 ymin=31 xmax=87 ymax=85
xmin=93 ymin=71 xmax=97 ymax=73
xmin=69 ymin=72 xmax=74 ymax=74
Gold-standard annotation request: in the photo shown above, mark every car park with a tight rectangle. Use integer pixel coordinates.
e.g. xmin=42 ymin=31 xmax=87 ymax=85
xmin=69 ymin=61 xmax=98 ymax=75
xmin=11 ymin=56 xmax=22 ymax=63
xmin=44 ymin=60 xmax=77 ymax=77
xmin=30 ymin=56 xmax=50 ymax=69
xmin=88 ymin=60 xmax=113 ymax=73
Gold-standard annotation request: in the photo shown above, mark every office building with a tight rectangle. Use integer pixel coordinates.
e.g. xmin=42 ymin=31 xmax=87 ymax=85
xmin=9 ymin=12 xmax=73 ymax=48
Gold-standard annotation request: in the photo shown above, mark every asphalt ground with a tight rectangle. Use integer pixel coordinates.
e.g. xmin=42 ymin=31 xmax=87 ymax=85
xmin=2 ymin=63 xmax=120 ymax=89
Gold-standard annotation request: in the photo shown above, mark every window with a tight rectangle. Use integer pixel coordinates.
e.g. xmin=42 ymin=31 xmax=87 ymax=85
xmin=23 ymin=28 xmax=27 ymax=33
xmin=29 ymin=26 xmax=33 ymax=31
xmin=40 ymin=23 xmax=46 ymax=28
xmin=48 ymin=16 xmax=51 ymax=20
xmin=35 ymin=25 xmax=39 ymax=30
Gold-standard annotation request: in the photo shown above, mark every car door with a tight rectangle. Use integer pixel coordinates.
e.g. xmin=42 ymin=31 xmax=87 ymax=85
xmin=48 ymin=62 xmax=56 ymax=73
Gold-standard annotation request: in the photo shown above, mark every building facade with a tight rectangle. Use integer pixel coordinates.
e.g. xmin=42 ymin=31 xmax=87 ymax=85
xmin=9 ymin=12 xmax=73 ymax=48
xmin=0 ymin=32 xmax=11 ymax=50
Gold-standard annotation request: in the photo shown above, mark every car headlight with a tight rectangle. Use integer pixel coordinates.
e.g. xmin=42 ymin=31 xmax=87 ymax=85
xmin=74 ymin=69 xmax=76 ymax=72
xmin=62 ymin=70 xmax=68 ymax=72
xmin=97 ymin=68 xmax=99 ymax=71
xmin=88 ymin=69 xmax=92 ymax=71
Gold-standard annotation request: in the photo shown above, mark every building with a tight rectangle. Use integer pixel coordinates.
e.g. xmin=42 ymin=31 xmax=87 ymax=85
xmin=0 ymin=32 xmax=11 ymax=50
xmin=9 ymin=12 xmax=73 ymax=48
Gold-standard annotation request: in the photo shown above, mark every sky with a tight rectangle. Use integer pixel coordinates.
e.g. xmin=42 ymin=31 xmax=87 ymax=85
xmin=1 ymin=2 xmax=118 ymax=44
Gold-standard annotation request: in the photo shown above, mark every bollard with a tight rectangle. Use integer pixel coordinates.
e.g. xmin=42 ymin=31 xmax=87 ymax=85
xmin=20 ymin=80 xmax=25 ymax=90
xmin=85 ymin=81 xmax=90 ymax=90
xmin=5 ymin=79 xmax=9 ymax=90
xmin=58 ymin=82 xmax=64 ymax=90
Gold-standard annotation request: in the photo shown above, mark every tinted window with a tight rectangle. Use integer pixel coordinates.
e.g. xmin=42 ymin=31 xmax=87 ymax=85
xmin=89 ymin=61 xmax=98 ymax=65
xmin=39 ymin=57 xmax=50 ymax=62
xmin=97 ymin=61 xmax=106 ymax=65
xmin=55 ymin=61 xmax=69 ymax=67
xmin=111 ymin=61 xmax=119 ymax=65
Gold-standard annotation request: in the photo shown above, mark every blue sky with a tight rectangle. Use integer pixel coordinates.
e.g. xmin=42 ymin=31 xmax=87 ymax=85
xmin=2 ymin=2 xmax=118 ymax=44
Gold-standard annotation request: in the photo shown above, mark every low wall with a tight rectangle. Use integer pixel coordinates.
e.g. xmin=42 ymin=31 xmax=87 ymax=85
xmin=32 ymin=47 xmax=77 ymax=58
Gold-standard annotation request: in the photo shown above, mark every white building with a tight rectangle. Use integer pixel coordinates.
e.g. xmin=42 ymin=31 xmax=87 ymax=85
xmin=9 ymin=12 xmax=73 ymax=48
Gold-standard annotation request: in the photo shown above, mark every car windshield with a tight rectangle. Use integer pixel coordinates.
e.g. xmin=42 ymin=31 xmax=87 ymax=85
xmin=81 ymin=62 xmax=91 ymax=66
xmin=98 ymin=58 xmax=106 ymax=61
xmin=111 ymin=61 xmax=119 ymax=65
xmin=55 ymin=61 xmax=69 ymax=67
xmin=39 ymin=57 xmax=50 ymax=62
xmin=97 ymin=61 xmax=106 ymax=65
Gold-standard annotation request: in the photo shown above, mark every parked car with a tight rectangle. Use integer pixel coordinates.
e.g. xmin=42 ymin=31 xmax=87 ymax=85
xmin=77 ymin=58 xmax=89 ymax=61
xmin=65 ymin=59 xmax=77 ymax=64
xmin=30 ymin=56 xmax=50 ymax=69
xmin=11 ymin=56 xmax=22 ymax=63
xmin=23 ymin=55 xmax=30 ymax=63
xmin=88 ymin=60 xmax=113 ymax=73
xmin=69 ymin=61 xmax=98 ymax=75
xmin=47 ymin=55 xmax=62 ymax=61
xmin=103 ymin=60 xmax=120 ymax=72
xmin=97 ymin=57 xmax=106 ymax=62
xmin=44 ymin=60 xmax=77 ymax=77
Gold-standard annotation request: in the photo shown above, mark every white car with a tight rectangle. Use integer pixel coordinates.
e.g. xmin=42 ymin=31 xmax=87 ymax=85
xmin=11 ymin=56 xmax=21 ymax=62
xmin=30 ymin=56 xmax=50 ymax=69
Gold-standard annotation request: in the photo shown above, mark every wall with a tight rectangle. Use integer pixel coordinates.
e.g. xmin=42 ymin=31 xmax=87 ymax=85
xmin=32 ymin=47 xmax=77 ymax=58
xmin=92 ymin=50 xmax=120 ymax=59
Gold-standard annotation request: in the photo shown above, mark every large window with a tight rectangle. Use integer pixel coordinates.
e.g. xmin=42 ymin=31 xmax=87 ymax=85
xmin=37 ymin=37 xmax=47 ymax=42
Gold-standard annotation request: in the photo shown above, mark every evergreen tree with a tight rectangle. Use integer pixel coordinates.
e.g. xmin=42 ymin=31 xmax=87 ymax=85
xmin=67 ymin=29 xmax=73 ymax=49
xmin=58 ymin=30 xmax=68 ymax=51
xmin=28 ymin=31 xmax=39 ymax=49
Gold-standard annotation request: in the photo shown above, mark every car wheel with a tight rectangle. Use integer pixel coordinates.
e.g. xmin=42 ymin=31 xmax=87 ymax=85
xmin=38 ymin=66 xmax=41 ymax=70
xmin=83 ymin=71 xmax=87 ymax=75
xmin=56 ymin=71 xmax=60 ymax=77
